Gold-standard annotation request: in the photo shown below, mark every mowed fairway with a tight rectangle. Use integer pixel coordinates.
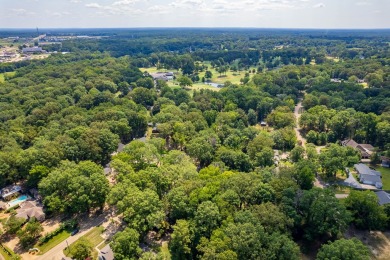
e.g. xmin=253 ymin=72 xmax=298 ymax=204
xmin=141 ymin=64 xmax=256 ymax=93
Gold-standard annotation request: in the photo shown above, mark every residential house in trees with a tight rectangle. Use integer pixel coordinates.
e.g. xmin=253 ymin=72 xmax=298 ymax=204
xmin=342 ymin=139 xmax=375 ymax=159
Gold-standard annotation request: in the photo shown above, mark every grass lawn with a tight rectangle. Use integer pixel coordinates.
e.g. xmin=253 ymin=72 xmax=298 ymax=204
xmin=64 ymin=226 xmax=104 ymax=259
xmin=0 ymin=244 xmax=18 ymax=260
xmin=374 ymin=166 xmax=390 ymax=190
xmin=0 ymin=74 xmax=4 ymax=83
xmin=36 ymin=230 xmax=71 ymax=254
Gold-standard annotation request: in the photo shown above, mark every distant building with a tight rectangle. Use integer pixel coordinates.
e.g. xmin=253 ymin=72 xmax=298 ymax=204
xmin=22 ymin=47 xmax=43 ymax=54
xmin=330 ymin=78 xmax=342 ymax=83
xmin=341 ymin=139 xmax=375 ymax=159
xmin=151 ymin=72 xmax=174 ymax=81
xmin=355 ymin=163 xmax=382 ymax=189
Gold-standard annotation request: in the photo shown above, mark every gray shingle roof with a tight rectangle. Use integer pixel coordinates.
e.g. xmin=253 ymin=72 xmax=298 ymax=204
xmin=375 ymin=191 xmax=390 ymax=205
xmin=354 ymin=164 xmax=381 ymax=177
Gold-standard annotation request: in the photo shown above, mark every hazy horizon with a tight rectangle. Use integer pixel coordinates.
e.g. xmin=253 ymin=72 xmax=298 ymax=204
xmin=1 ymin=0 xmax=389 ymax=29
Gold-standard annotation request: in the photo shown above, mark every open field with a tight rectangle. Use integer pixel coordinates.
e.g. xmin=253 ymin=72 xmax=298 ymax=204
xmin=345 ymin=228 xmax=390 ymax=260
xmin=141 ymin=64 xmax=256 ymax=86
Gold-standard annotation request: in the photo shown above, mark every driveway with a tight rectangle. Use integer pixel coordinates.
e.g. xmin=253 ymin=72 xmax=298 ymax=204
xmin=294 ymin=101 xmax=306 ymax=148
xmin=340 ymin=171 xmax=362 ymax=189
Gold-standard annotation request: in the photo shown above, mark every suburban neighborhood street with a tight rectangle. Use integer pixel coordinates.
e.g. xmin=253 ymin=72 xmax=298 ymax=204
xmin=37 ymin=212 xmax=110 ymax=260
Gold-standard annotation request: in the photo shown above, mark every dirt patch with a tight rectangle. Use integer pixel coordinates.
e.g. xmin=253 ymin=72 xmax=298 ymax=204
xmin=345 ymin=227 xmax=390 ymax=259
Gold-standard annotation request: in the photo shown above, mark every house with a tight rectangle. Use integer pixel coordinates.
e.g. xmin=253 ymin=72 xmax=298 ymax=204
xmin=381 ymin=156 xmax=390 ymax=168
xmin=355 ymin=163 xmax=382 ymax=189
xmin=341 ymin=139 xmax=375 ymax=159
xmin=330 ymin=78 xmax=342 ymax=83
xmin=15 ymin=200 xmax=45 ymax=222
xmin=98 ymin=244 xmax=114 ymax=260
xmin=151 ymin=72 xmax=174 ymax=81
xmin=260 ymin=121 xmax=267 ymax=127
xmin=1 ymin=185 xmax=22 ymax=200
xmin=375 ymin=191 xmax=390 ymax=205
xmin=22 ymin=47 xmax=43 ymax=54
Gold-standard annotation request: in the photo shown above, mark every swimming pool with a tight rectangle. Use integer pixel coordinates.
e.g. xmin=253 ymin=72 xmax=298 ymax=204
xmin=7 ymin=195 xmax=29 ymax=208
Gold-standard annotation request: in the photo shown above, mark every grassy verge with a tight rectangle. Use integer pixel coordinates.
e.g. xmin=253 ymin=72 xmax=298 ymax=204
xmin=373 ymin=166 xmax=390 ymax=190
xmin=0 ymin=243 xmax=18 ymax=260
xmin=64 ymin=226 xmax=104 ymax=259
xmin=36 ymin=229 xmax=71 ymax=254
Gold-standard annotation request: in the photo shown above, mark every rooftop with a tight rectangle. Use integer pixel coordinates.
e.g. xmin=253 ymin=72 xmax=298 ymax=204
xmin=355 ymin=164 xmax=381 ymax=177
xmin=375 ymin=191 xmax=390 ymax=205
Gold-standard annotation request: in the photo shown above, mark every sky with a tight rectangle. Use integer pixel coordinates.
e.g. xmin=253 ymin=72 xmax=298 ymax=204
xmin=0 ymin=0 xmax=389 ymax=29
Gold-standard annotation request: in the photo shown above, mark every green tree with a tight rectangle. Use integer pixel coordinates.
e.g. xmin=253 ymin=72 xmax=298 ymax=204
xmin=39 ymin=160 xmax=109 ymax=214
xmin=205 ymin=70 xmax=213 ymax=80
xmin=345 ymin=190 xmax=388 ymax=230
xmin=194 ymin=201 xmax=221 ymax=238
xmin=108 ymin=182 xmax=164 ymax=233
xmin=112 ymin=228 xmax=142 ymax=260
xmin=316 ymin=238 xmax=370 ymax=260
xmin=299 ymin=188 xmax=351 ymax=240
xmin=4 ymin=216 xmax=25 ymax=235
xmin=17 ymin=218 xmax=43 ymax=248
xmin=70 ymin=238 xmax=92 ymax=260
xmin=169 ymin=220 xmax=192 ymax=260
xmin=177 ymin=76 xmax=193 ymax=88
xmin=130 ymin=87 xmax=157 ymax=107
xmin=266 ymin=106 xmax=295 ymax=129
xmin=290 ymin=146 xmax=305 ymax=162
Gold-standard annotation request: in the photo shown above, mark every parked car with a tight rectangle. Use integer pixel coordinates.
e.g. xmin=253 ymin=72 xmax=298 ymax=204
xmin=71 ymin=229 xmax=79 ymax=236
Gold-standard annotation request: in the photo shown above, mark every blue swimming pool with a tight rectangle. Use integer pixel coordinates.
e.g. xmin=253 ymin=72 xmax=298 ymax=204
xmin=8 ymin=195 xmax=29 ymax=208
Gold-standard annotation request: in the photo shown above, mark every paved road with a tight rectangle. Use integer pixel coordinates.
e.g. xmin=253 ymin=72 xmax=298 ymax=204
xmin=37 ymin=213 xmax=109 ymax=260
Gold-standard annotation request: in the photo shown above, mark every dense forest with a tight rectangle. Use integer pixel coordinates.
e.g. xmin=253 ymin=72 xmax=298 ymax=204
xmin=0 ymin=29 xmax=390 ymax=260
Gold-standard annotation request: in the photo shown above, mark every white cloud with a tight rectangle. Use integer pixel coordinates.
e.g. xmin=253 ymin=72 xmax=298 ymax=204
xmin=313 ymin=3 xmax=325 ymax=8
xmin=356 ymin=2 xmax=372 ymax=6
xmin=69 ymin=0 xmax=81 ymax=3
xmin=85 ymin=2 xmax=143 ymax=15
xmin=112 ymin=0 xmax=139 ymax=6
xmin=10 ymin=9 xmax=36 ymax=16
xmin=85 ymin=3 xmax=102 ymax=8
